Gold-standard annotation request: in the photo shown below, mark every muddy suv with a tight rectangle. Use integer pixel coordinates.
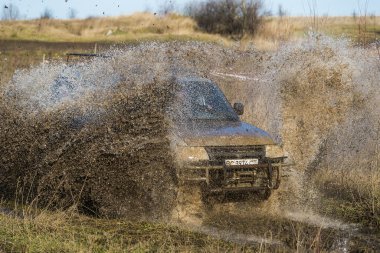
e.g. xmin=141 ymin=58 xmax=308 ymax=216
xmin=172 ymin=77 xmax=286 ymax=202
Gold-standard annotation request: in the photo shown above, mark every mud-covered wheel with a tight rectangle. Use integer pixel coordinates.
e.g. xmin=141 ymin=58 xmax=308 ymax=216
xmin=262 ymin=188 xmax=272 ymax=200
xmin=201 ymin=193 xmax=214 ymax=209
xmin=272 ymin=166 xmax=281 ymax=190
xmin=200 ymin=184 xmax=217 ymax=209
xmin=201 ymin=189 xmax=225 ymax=210
xmin=172 ymin=183 xmax=205 ymax=221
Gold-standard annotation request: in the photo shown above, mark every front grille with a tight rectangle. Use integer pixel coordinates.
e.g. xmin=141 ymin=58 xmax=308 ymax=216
xmin=205 ymin=146 xmax=265 ymax=165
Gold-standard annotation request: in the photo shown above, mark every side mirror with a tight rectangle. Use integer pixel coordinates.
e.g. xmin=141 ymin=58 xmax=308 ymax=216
xmin=233 ymin=102 xmax=244 ymax=115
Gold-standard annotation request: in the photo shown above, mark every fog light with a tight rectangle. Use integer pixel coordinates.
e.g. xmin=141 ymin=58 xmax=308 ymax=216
xmin=176 ymin=146 xmax=209 ymax=162
xmin=265 ymin=145 xmax=286 ymax=158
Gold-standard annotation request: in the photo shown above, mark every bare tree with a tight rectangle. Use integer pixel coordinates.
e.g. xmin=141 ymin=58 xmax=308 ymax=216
xmin=2 ymin=3 xmax=20 ymax=20
xmin=159 ymin=0 xmax=176 ymax=15
xmin=306 ymin=0 xmax=319 ymax=31
xmin=67 ymin=8 xmax=77 ymax=19
xmin=356 ymin=0 xmax=369 ymax=44
xmin=352 ymin=10 xmax=357 ymax=21
xmin=40 ymin=8 xmax=53 ymax=19
xmin=262 ymin=10 xmax=272 ymax=17
xmin=277 ymin=4 xmax=286 ymax=18
xmin=183 ymin=1 xmax=198 ymax=17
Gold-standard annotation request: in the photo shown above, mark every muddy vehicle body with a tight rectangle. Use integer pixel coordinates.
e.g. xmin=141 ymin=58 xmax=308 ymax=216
xmin=52 ymin=54 xmax=286 ymax=203
xmin=172 ymin=77 xmax=286 ymax=202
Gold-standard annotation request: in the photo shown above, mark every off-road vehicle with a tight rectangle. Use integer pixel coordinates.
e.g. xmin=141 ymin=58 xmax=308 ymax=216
xmin=172 ymin=77 xmax=286 ymax=203
xmin=57 ymin=53 xmax=286 ymax=203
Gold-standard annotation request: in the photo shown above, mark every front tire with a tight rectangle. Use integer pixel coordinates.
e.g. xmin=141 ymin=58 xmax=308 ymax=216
xmin=262 ymin=188 xmax=272 ymax=200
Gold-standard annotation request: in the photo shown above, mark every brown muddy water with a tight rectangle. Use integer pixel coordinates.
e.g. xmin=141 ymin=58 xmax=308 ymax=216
xmin=0 ymin=37 xmax=380 ymax=251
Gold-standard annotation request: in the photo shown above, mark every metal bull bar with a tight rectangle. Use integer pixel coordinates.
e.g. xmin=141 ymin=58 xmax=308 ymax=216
xmin=182 ymin=162 xmax=282 ymax=193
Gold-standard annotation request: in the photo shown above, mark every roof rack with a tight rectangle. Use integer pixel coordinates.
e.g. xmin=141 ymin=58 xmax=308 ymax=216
xmin=66 ymin=53 xmax=110 ymax=62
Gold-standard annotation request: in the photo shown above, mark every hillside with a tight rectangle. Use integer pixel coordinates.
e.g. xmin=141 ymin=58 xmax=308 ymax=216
xmin=0 ymin=12 xmax=227 ymax=43
xmin=0 ymin=13 xmax=379 ymax=48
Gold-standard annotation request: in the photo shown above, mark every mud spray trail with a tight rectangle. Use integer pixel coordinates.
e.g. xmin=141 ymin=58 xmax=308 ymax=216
xmin=0 ymin=37 xmax=379 ymax=251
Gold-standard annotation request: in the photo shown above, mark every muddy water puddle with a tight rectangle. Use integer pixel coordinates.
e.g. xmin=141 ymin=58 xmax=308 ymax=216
xmin=175 ymin=205 xmax=379 ymax=252
xmin=172 ymin=179 xmax=379 ymax=252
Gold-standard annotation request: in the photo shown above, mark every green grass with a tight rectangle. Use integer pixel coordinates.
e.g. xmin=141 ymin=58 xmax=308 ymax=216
xmin=0 ymin=202 xmax=351 ymax=253
xmin=0 ymin=208 xmax=251 ymax=253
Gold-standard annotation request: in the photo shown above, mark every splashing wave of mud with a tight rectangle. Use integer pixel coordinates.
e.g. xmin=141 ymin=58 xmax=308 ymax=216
xmin=0 ymin=42 xmax=268 ymax=218
xmin=0 ymin=36 xmax=379 ymax=240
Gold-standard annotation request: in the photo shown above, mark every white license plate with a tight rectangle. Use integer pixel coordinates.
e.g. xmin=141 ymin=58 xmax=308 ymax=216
xmin=225 ymin=159 xmax=259 ymax=166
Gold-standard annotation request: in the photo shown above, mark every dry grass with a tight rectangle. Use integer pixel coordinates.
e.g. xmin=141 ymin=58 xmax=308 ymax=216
xmin=0 ymin=41 xmax=106 ymax=85
xmin=1 ymin=14 xmax=379 ymax=49
xmin=0 ymin=199 xmax=351 ymax=252
xmin=313 ymin=167 xmax=380 ymax=228
xmin=0 ymin=206 xmax=253 ymax=252
xmin=1 ymin=19 xmax=380 ymax=250
xmin=0 ymin=12 xmax=228 ymax=44
xmin=249 ymin=16 xmax=380 ymax=50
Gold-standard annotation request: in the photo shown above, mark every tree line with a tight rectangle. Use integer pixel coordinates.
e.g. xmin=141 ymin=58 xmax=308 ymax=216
xmin=1 ymin=3 xmax=76 ymax=20
xmin=3 ymin=0 xmax=264 ymax=38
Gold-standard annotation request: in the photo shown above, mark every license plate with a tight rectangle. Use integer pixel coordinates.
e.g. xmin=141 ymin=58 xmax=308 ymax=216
xmin=225 ymin=159 xmax=259 ymax=166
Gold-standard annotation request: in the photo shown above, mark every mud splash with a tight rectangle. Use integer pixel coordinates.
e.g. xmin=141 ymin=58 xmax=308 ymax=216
xmin=174 ymin=36 xmax=380 ymax=250
xmin=0 ymin=76 xmax=178 ymax=218
xmin=1 ymin=37 xmax=379 ymax=250
xmin=0 ymin=42 xmax=267 ymax=219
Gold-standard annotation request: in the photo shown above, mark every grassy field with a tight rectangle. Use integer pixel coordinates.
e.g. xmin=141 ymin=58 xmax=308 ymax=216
xmin=0 ymin=40 xmax=116 ymax=84
xmin=1 ymin=201 xmax=371 ymax=253
xmin=1 ymin=14 xmax=379 ymax=80
xmin=0 ymin=13 xmax=230 ymax=84
xmin=1 ymin=14 xmax=379 ymax=82
xmin=0 ymin=207 xmax=247 ymax=252
xmin=1 ymin=13 xmax=380 ymax=252
xmin=254 ymin=16 xmax=380 ymax=50
xmin=0 ymin=13 xmax=227 ymax=44
xmin=1 ymin=13 xmax=379 ymax=49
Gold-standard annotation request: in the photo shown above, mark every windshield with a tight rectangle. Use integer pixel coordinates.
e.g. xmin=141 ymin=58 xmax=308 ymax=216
xmin=178 ymin=80 xmax=239 ymax=121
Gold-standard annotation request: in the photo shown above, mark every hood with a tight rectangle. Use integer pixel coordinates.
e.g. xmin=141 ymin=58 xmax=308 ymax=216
xmin=178 ymin=120 xmax=275 ymax=146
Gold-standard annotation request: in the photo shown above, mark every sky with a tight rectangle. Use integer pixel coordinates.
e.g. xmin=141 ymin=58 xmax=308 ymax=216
xmin=1 ymin=0 xmax=379 ymax=20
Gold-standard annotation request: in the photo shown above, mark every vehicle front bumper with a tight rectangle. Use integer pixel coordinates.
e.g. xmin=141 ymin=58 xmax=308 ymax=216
xmin=179 ymin=161 xmax=283 ymax=192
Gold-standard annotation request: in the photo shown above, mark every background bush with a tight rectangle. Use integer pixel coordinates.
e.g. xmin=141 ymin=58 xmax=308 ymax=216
xmin=185 ymin=0 xmax=263 ymax=38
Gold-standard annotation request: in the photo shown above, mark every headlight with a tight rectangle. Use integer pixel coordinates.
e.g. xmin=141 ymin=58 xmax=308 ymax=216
xmin=176 ymin=146 xmax=209 ymax=162
xmin=265 ymin=145 xmax=286 ymax=158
